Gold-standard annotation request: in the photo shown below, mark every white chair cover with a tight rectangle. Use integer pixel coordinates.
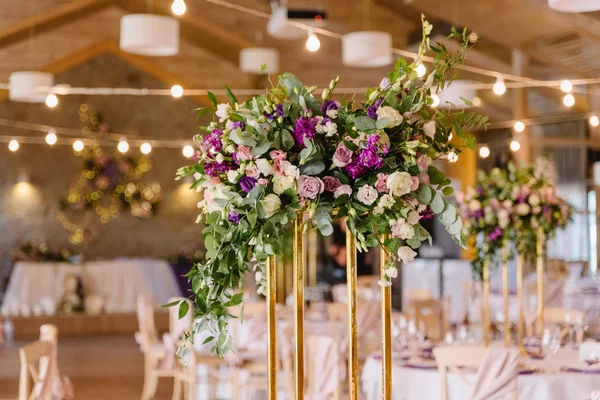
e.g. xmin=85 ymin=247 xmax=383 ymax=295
xmin=163 ymin=297 xmax=193 ymax=370
xmin=306 ymin=335 xmax=342 ymax=400
xmin=470 ymin=347 xmax=519 ymax=400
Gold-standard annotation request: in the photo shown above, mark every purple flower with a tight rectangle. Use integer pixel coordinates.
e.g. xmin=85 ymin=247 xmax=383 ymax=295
xmin=239 ymin=176 xmax=257 ymax=193
xmin=345 ymin=159 xmax=368 ymax=179
xmin=204 ymin=161 xmax=235 ymax=177
xmin=487 ymin=227 xmax=504 ymax=241
xmin=293 ymin=116 xmax=319 ymax=147
xmin=366 ymin=98 xmax=383 ymax=119
xmin=321 ymin=100 xmax=339 ymax=115
xmin=232 ymin=121 xmax=244 ymax=130
xmin=276 ymin=104 xmax=285 ymax=118
xmin=420 ymin=205 xmax=435 ymax=220
xmin=228 ymin=211 xmax=241 ymax=224
xmin=202 ymin=129 xmax=224 ymax=154
xmin=264 ymin=111 xmax=275 ymax=121
xmin=379 ymin=77 xmax=391 ymax=90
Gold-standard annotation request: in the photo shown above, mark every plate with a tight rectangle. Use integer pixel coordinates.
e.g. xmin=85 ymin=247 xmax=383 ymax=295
xmin=563 ymin=365 xmax=600 ymax=374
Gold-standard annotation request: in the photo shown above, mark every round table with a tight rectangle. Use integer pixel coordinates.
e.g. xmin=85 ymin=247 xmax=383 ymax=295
xmin=361 ymin=346 xmax=600 ymax=400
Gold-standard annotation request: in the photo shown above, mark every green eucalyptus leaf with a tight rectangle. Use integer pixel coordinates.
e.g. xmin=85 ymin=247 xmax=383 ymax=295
xmin=430 ymin=192 xmax=445 ymax=213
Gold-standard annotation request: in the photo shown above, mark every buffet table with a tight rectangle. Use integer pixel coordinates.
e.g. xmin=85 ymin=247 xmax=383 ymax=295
xmin=3 ymin=258 xmax=181 ymax=314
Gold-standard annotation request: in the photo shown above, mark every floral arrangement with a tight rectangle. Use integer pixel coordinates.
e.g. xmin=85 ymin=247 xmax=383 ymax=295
xmin=458 ymin=158 xmax=573 ymax=278
xmin=13 ymin=240 xmax=74 ymax=263
xmin=177 ymin=18 xmax=488 ymax=356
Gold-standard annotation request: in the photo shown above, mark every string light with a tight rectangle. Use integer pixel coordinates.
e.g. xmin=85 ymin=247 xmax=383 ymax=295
xmin=448 ymin=132 xmax=453 ymax=141
xmin=8 ymin=139 xmax=19 ymax=152
xmin=45 ymin=94 xmax=58 ymax=108
xmin=431 ymin=94 xmax=440 ymax=107
xmin=45 ymin=128 xmax=57 ymax=145
xmin=447 ymin=151 xmax=458 ymax=163
xmin=306 ymin=29 xmax=321 ymax=52
xmin=563 ymin=93 xmax=575 ymax=107
xmin=73 ymin=140 xmax=84 ymax=152
xmin=117 ymin=138 xmax=129 ymax=153
xmin=472 ymin=97 xmax=482 ymax=107
xmin=140 ymin=142 xmax=152 ymax=154
xmin=171 ymin=84 xmax=184 ymax=98
xmin=560 ymin=80 xmax=573 ymax=93
xmin=493 ymin=77 xmax=506 ymax=95
xmin=415 ymin=63 xmax=427 ymax=78
xmin=590 ymin=115 xmax=599 ymax=127
xmin=182 ymin=145 xmax=195 ymax=158
xmin=171 ymin=0 xmax=186 ymax=15
xmin=510 ymin=139 xmax=521 ymax=152
xmin=479 ymin=145 xmax=490 ymax=158
xmin=513 ymin=121 xmax=525 ymax=132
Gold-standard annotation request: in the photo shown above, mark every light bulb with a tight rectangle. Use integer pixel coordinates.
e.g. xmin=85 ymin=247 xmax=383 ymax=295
xmin=117 ymin=139 xmax=129 ymax=153
xmin=513 ymin=121 xmax=525 ymax=132
xmin=448 ymin=132 xmax=453 ymax=141
xmin=415 ymin=63 xmax=427 ymax=78
xmin=183 ymin=145 xmax=195 ymax=158
xmin=306 ymin=30 xmax=320 ymax=52
xmin=140 ymin=142 xmax=152 ymax=154
xmin=171 ymin=84 xmax=184 ymax=98
xmin=493 ymin=78 xmax=506 ymax=96
xmin=448 ymin=151 xmax=458 ymax=163
xmin=45 ymin=94 xmax=58 ymax=108
xmin=479 ymin=145 xmax=490 ymax=158
xmin=590 ymin=115 xmax=599 ymax=127
xmin=560 ymin=80 xmax=573 ymax=93
xmin=472 ymin=97 xmax=482 ymax=107
xmin=563 ymin=93 xmax=575 ymax=107
xmin=45 ymin=129 xmax=58 ymax=145
xmin=510 ymin=140 xmax=521 ymax=152
xmin=171 ymin=0 xmax=186 ymax=15
xmin=73 ymin=140 xmax=84 ymax=152
xmin=431 ymin=94 xmax=440 ymax=107
xmin=8 ymin=139 xmax=19 ymax=152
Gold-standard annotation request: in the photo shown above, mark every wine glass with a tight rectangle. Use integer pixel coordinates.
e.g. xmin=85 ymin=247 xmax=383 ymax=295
xmin=550 ymin=327 xmax=562 ymax=356
xmin=444 ymin=331 xmax=455 ymax=345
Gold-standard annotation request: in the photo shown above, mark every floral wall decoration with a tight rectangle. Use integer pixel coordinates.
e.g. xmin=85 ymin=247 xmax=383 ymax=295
xmin=58 ymin=106 xmax=161 ymax=244
xmin=177 ymin=17 xmax=488 ymax=356
xmin=458 ymin=158 xmax=574 ymax=279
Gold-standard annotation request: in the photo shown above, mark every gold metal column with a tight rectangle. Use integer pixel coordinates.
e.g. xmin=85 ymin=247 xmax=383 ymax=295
xmin=346 ymin=228 xmax=358 ymax=400
xmin=502 ymin=241 xmax=510 ymax=347
xmin=482 ymin=256 xmax=490 ymax=346
xmin=293 ymin=212 xmax=305 ymax=399
xmin=308 ymin=228 xmax=318 ymax=291
xmin=536 ymin=227 xmax=545 ymax=336
xmin=380 ymin=236 xmax=392 ymax=399
xmin=516 ymin=238 xmax=525 ymax=350
xmin=266 ymin=255 xmax=277 ymax=400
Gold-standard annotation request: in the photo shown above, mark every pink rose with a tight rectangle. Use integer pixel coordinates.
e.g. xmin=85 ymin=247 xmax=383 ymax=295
xmin=237 ymin=145 xmax=253 ymax=161
xmin=207 ymin=176 xmax=221 ymax=186
xmin=245 ymin=165 xmax=259 ymax=178
xmin=332 ymin=142 xmax=353 ymax=168
xmin=334 ymin=184 xmax=352 ymax=198
xmin=410 ymin=176 xmax=419 ymax=191
xmin=417 ymin=155 xmax=431 ymax=170
xmin=257 ymin=178 xmax=269 ymax=186
xmin=270 ymin=150 xmax=287 ymax=161
xmin=419 ymin=173 xmax=430 ymax=185
xmin=375 ymin=173 xmax=389 ymax=193
xmin=323 ymin=176 xmax=342 ymax=192
xmin=298 ymin=176 xmax=324 ymax=199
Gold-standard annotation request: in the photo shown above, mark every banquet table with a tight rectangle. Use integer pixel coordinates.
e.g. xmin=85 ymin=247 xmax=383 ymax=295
xmin=3 ymin=258 xmax=181 ymax=314
xmin=361 ymin=346 xmax=600 ymax=400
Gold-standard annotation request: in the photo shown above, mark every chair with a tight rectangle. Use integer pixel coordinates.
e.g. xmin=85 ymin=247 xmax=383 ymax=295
xmin=19 ymin=340 xmax=51 ymax=400
xmin=433 ymin=346 xmax=518 ymax=400
xmin=408 ymin=299 xmax=449 ymax=341
xmin=306 ymin=335 xmax=343 ymax=400
xmin=172 ymin=341 xmax=197 ymax=400
xmin=403 ymin=288 xmax=433 ymax=312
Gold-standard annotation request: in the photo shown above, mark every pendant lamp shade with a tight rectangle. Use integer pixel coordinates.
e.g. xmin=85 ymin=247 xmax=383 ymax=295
xmin=548 ymin=0 xmax=600 ymax=12
xmin=240 ymin=48 xmax=279 ymax=74
xmin=120 ymin=14 xmax=180 ymax=56
xmin=435 ymin=80 xmax=477 ymax=109
xmin=8 ymin=71 xmax=54 ymax=103
xmin=342 ymin=31 xmax=393 ymax=68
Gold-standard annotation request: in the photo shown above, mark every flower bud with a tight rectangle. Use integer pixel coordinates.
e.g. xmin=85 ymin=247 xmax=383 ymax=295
xmin=277 ymin=116 xmax=284 ymax=124
xmin=264 ymin=105 xmax=273 ymax=114
xmin=322 ymin=88 xmax=330 ymax=100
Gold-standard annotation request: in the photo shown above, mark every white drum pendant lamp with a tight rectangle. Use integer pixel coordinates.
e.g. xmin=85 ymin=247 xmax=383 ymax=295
xmin=548 ymin=0 xmax=600 ymax=12
xmin=240 ymin=48 xmax=280 ymax=74
xmin=120 ymin=14 xmax=180 ymax=56
xmin=435 ymin=80 xmax=477 ymax=109
xmin=342 ymin=31 xmax=393 ymax=68
xmin=8 ymin=71 xmax=54 ymax=103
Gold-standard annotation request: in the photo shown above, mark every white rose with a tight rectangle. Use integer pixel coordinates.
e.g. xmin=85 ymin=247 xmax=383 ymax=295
xmin=263 ymin=194 xmax=281 ymax=217
xmin=385 ymin=267 xmax=398 ymax=279
xmin=357 ymin=185 xmax=378 ymax=205
xmin=215 ymin=103 xmax=231 ymax=122
xmin=376 ymin=106 xmax=403 ymax=128
xmin=226 ymin=170 xmax=238 ymax=183
xmin=423 ymin=121 xmax=436 ymax=139
xmin=407 ymin=210 xmax=421 ymax=225
xmin=272 ymin=175 xmax=296 ymax=195
xmin=282 ymin=161 xmax=299 ymax=178
xmin=528 ymin=194 xmax=541 ymax=207
xmin=386 ymin=171 xmax=413 ymax=197
xmin=255 ymin=159 xmax=274 ymax=176
xmin=516 ymin=203 xmax=531 ymax=216
xmin=334 ymin=184 xmax=352 ymax=199
xmin=397 ymin=246 xmax=417 ymax=264
xmin=373 ymin=206 xmax=384 ymax=215
xmin=502 ymin=200 xmax=513 ymax=208
xmin=469 ymin=200 xmax=482 ymax=212
xmin=378 ymin=194 xmax=395 ymax=209
xmin=497 ymin=209 xmax=510 ymax=228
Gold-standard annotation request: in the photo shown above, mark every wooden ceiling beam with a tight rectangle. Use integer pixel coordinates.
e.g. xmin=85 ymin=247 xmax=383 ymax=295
xmin=0 ymin=0 xmax=114 ymax=49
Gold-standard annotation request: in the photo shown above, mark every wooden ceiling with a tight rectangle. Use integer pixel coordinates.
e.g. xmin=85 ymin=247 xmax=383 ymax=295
xmin=0 ymin=0 xmax=597 ymax=122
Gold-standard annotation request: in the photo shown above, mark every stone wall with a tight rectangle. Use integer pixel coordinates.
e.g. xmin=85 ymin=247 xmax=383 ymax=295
xmin=0 ymin=53 xmax=205 ymax=278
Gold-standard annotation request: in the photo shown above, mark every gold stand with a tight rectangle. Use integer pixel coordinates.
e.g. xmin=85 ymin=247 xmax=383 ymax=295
xmin=308 ymin=228 xmax=318 ymax=292
xmin=516 ymin=241 xmax=525 ymax=350
xmin=536 ymin=227 xmax=545 ymax=336
xmin=482 ymin=256 xmax=490 ymax=346
xmin=380 ymin=235 xmax=392 ymax=399
xmin=502 ymin=241 xmax=510 ymax=347
xmin=293 ymin=213 xmax=305 ymax=399
xmin=346 ymin=228 xmax=358 ymax=400
xmin=266 ymin=255 xmax=277 ymax=400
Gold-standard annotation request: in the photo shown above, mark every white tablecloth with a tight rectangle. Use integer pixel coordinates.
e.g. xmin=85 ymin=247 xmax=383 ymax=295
xmin=362 ymin=346 xmax=600 ymax=400
xmin=3 ymin=258 xmax=181 ymax=313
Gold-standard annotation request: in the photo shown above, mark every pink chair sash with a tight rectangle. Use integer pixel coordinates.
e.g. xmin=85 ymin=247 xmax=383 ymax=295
xmin=135 ymin=294 xmax=158 ymax=352
xmin=306 ymin=335 xmax=342 ymax=400
xmin=161 ymin=298 xmax=193 ymax=370
xmin=470 ymin=347 xmax=519 ymax=400
xmin=35 ymin=326 xmax=74 ymax=400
